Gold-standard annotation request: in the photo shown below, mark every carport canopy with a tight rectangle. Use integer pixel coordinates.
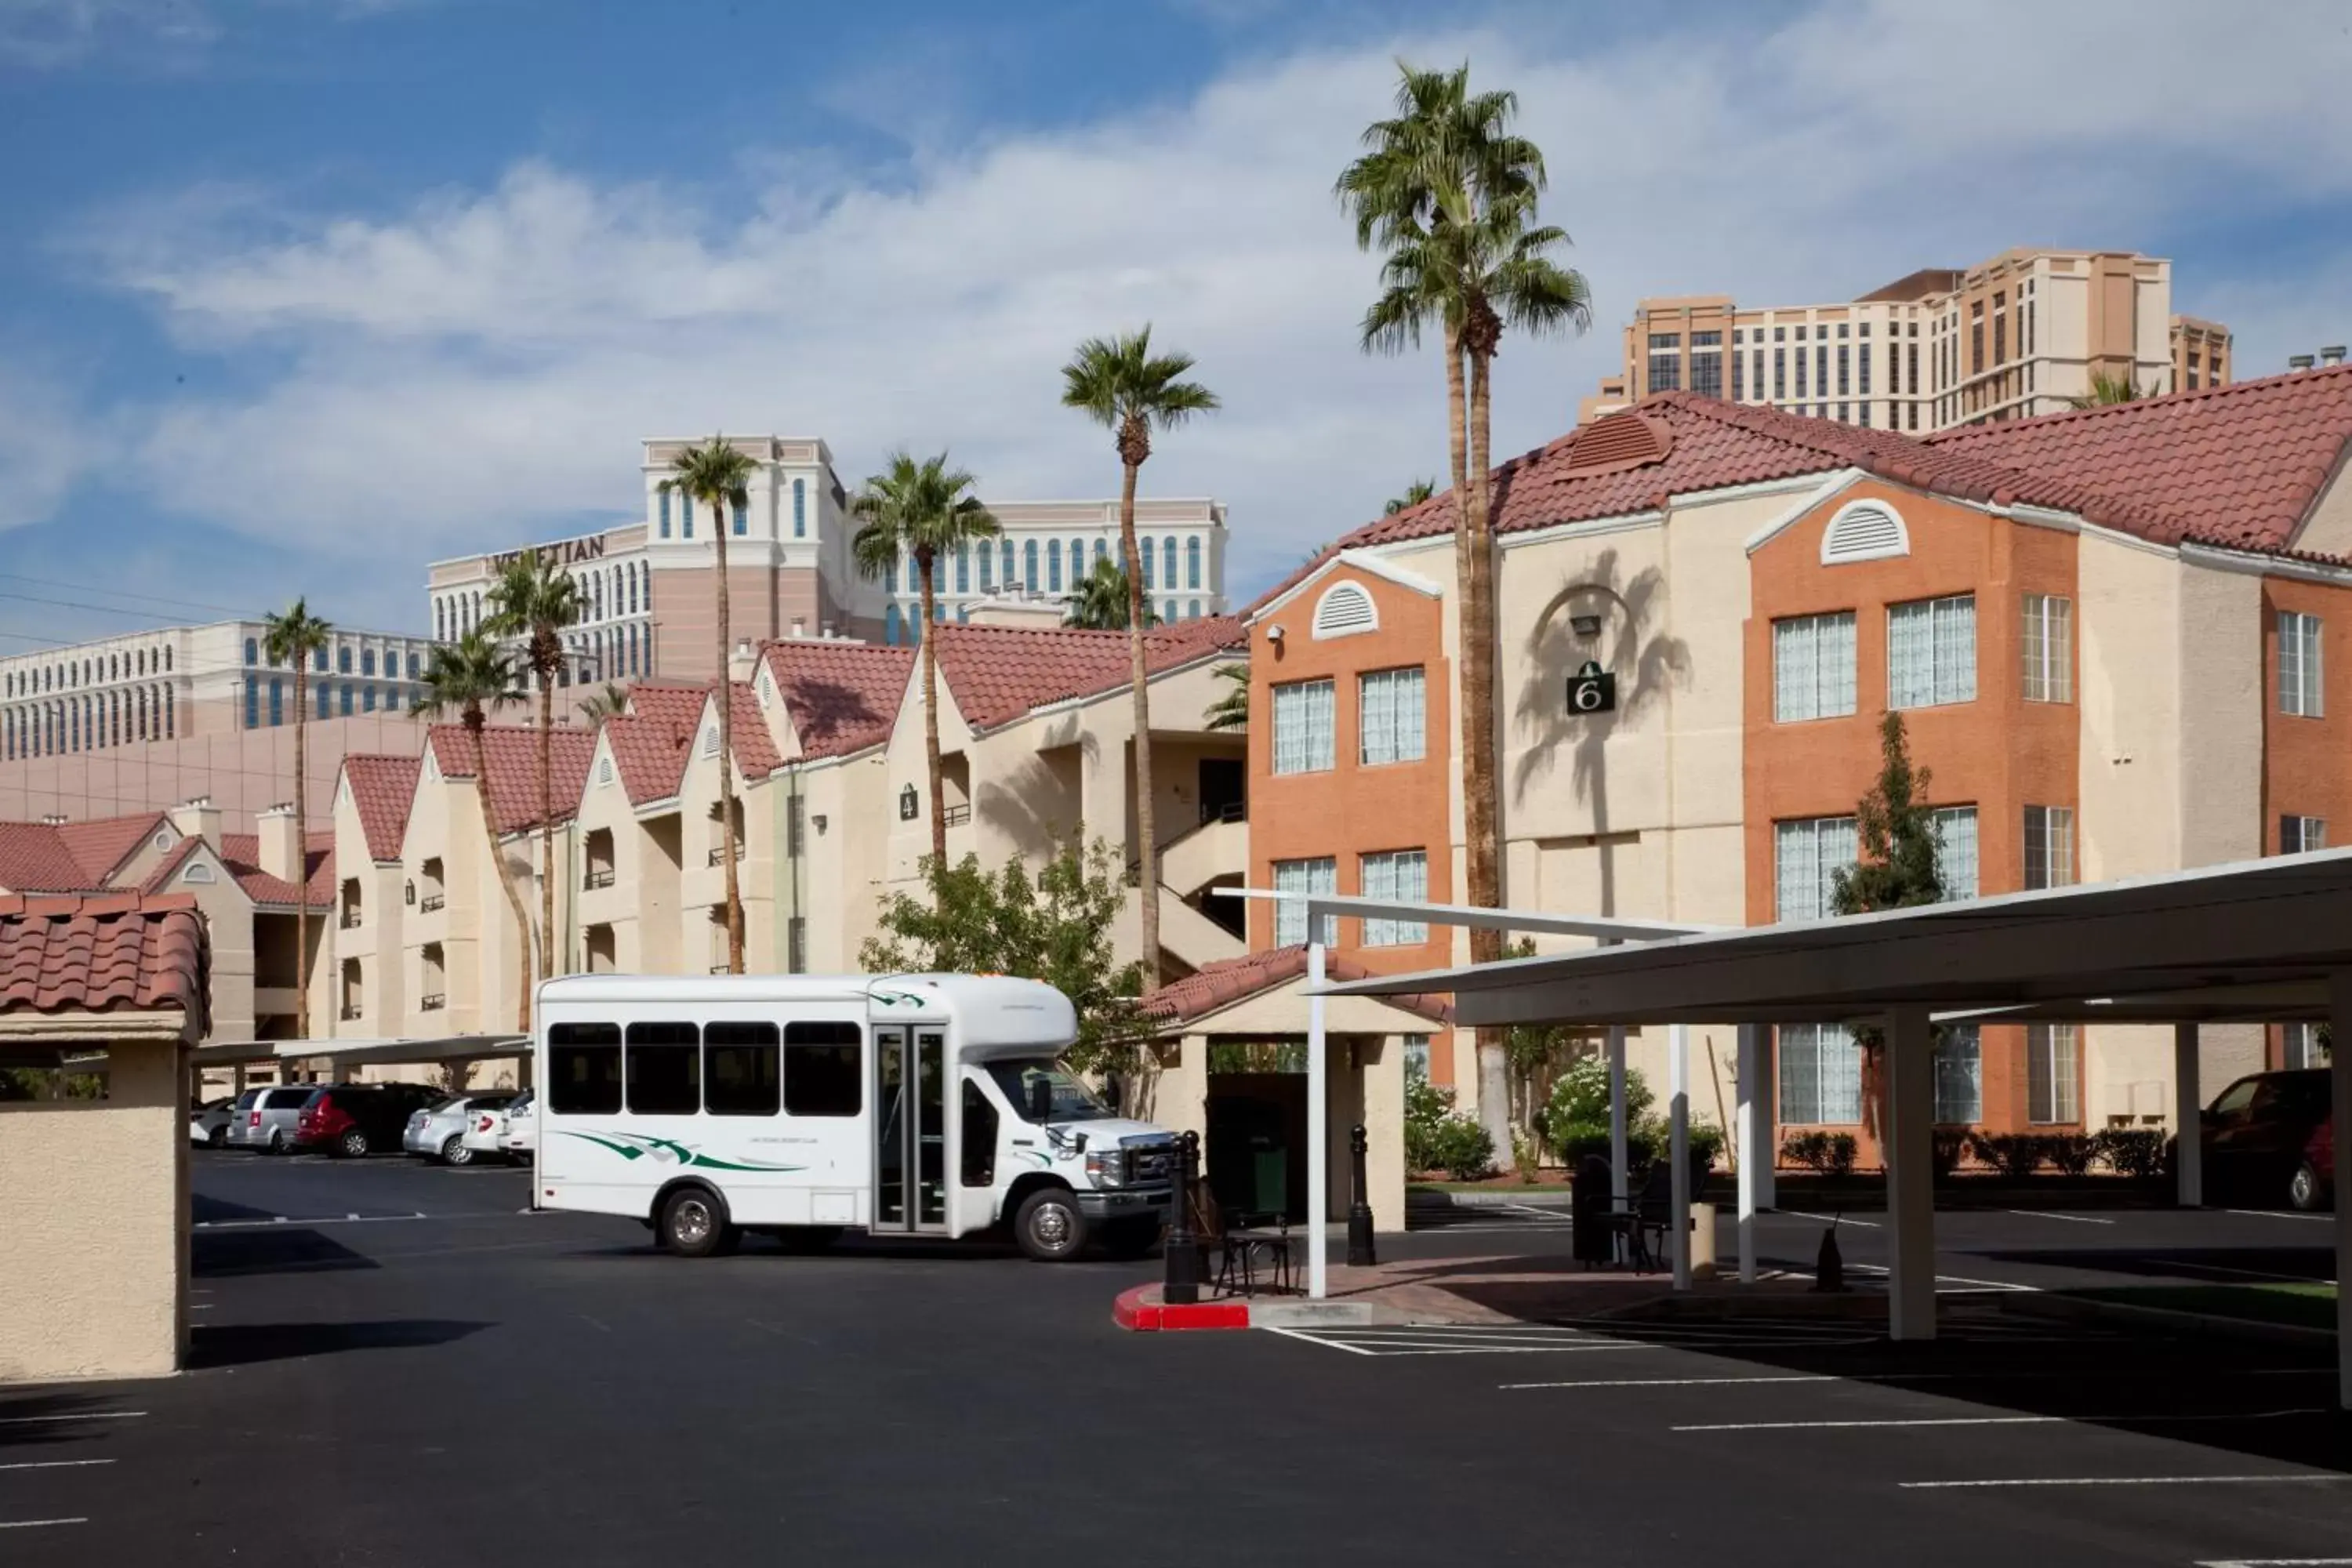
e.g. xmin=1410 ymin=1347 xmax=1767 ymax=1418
xmin=195 ymin=1034 xmax=528 ymax=1071
xmin=1317 ymin=846 xmax=2352 ymax=1407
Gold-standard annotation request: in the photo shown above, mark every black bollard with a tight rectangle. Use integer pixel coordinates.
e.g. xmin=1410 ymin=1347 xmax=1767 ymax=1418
xmin=1347 ymin=1123 xmax=1377 ymax=1267
xmin=1813 ymin=1218 xmax=1846 ymax=1293
xmin=1163 ymin=1130 xmax=1203 ymax=1305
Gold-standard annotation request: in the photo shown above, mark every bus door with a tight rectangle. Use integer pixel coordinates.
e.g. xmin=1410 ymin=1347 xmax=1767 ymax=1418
xmin=872 ymin=1025 xmax=949 ymax=1234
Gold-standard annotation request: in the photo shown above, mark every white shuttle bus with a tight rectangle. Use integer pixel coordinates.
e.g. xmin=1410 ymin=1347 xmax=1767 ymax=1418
xmin=532 ymin=972 xmax=1177 ymax=1261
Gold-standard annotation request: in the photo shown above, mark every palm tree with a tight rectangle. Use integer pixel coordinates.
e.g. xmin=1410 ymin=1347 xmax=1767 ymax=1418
xmin=576 ymin=683 xmax=630 ymax=724
xmin=1062 ymin=557 xmax=1156 ymax=630
xmin=851 ymin=450 xmax=1002 ymax=869
xmin=485 ymin=549 xmax=583 ymax=990
xmin=1384 ymin=477 xmax=1437 ymax=514
xmin=262 ymin=598 xmax=332 ymax=1038
xmin=661 ymin=437 xmax=758 ymax=973
xmin=1203 ymin=662 xmax=1249 ymax=731
xmin=1340 ymin=60 xmax=1591 ymax=1156
xmin=1061 ymin=327 xmax=1219 ymax=992
xmin=412 ymin=633 xmax=532 ymax=1031
xmin=2068 ymin=370 xmax=2145 ymax=409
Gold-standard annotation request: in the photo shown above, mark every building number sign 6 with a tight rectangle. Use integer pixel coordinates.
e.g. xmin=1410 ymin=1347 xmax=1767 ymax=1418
xmin=1567 ymin=660 xmax=1617 ymax=716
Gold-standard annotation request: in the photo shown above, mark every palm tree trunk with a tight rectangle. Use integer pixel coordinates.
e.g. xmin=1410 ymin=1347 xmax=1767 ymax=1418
xmin=1120 ymin=459 xmax=1159 ymax=991
xmin=537 ymin=669 xmax=556 ymax=986
xmin=1465 ymin=343 xmax=1510 ymax=1160
xmin=292 ymin=664 xmax=309 ymax=1040
xmin=471 ymin=712 xmax=535 ymax=1033
xmin=713 ymin=507 xmax=744 ymax=972
xmin=920 ymin=550 xmax=946 ymax=871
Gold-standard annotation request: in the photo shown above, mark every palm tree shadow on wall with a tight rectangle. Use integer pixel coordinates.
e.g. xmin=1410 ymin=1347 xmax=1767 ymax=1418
xmin=1508 ymin=546 xmax=1690 ymax=920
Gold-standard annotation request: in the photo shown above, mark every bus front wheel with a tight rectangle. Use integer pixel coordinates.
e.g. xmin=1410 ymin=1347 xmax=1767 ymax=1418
xmin=1013 ymin=1187 xmax=1088 ymax=1262
xmin=659 ymin=1186 xmax=739 ymax=1258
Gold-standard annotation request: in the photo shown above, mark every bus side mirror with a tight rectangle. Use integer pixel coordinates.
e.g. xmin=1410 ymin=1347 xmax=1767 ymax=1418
xmin=1028 ymin=1079 xmax=1052 ymax=1125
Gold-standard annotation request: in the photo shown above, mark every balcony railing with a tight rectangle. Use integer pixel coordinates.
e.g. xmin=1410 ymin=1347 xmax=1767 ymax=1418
xmin=419 ymin=993 xmax=446 ymax=1011
xmin=709 ymin=963 xmax=732 ymax=975
xmin=942 ymin=803 xmax=971 ymax=828
xmin=419 ymin=894 xmax=445 ymax=913
xmin=339 ymin=909 xmax=363 ymax=929
xmin=583 ymin=868 xmax=616 ymax=890
xmin=707 ymin=844 xmax=746 ymax=866
xmin=1199 ymin=798 xmax=1246 ymax=826
xmin=339 ymin=1003 xmax=363 ymax=1021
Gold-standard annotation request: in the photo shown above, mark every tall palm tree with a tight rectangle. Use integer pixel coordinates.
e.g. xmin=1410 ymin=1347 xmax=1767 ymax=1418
xmin=1384 ymin=477 xmax=1437 ymax=514
xmin=661 ymin=437 xmax=758 ymax=972
xmin=412 ymin=633 xmax=532 ymax=1031
xmin=485 ymin=549 xmax=583 ymax=990
xmin=262 ymin=598 xmax=332 ymax=1039
xmin=1062 ymin=557 xmax=1155 ymax=630
xmin=1340 ymin=60 xmax=1591 ymax=1156
xmin=1062 ymin=327 xmax=1219 ymax=991
xmin=576 ymin=682 xmax=630 ymax=724
xmin=851 ymin=450 xmax=1002 ymax=869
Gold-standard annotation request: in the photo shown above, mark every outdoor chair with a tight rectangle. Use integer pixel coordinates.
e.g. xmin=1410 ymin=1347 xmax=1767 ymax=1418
xmin=1608 ymin=1163 xmax=1675 ymax=1274
xmin=1214 ymin=1209 xmax=1295 ymax=1298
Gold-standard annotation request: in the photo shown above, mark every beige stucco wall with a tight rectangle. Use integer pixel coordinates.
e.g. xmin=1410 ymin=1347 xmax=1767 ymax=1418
xmin=0 ymin=1040 xmax=187 ymax=1382
xmin=2288 ymin=459 xmax=2352 ymax=557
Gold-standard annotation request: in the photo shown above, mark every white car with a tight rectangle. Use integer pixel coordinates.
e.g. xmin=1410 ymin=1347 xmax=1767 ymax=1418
xmin=403 ymin=1092 xmax=517 ymax=1166
xmin=461 ymin=1089 xmax=535 ymax=1164
xmin=188 ymin=1096 xmax=236 ymax=1147
xmin=499 ymin=1092 xmax=535 ymax=1160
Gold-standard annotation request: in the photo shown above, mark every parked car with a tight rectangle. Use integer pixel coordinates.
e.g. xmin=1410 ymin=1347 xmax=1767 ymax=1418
xmin=188 ymin=1095 xmax=236 ymax=1147
xmin=499 ymin=1091 xmax=535 ymax=1161
xmin=294 ymin=1083 xmax=441 ymax=1159
xmin=462 ymin=1088 xmax=534 ymax=1164
xmin=225 ymin=1084 xmax=320 ymax=1154
xmin=404 ymin=1092 xmax=517 ymax=1166
xmin=2201 ymin=1068 xmax=2334 ymax=1210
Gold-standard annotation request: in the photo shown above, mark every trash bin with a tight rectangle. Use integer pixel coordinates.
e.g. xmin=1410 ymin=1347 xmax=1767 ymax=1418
xmin=1571 ymin=1154 xmax=1615 ymax=1266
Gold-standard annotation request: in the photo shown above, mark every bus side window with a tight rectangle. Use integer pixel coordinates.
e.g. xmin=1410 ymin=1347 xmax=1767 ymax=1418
xmin=705 ymin=1022 xmax=781 ymax=1116
xmin=548 ymin=1022 xmax=621 ymax=1114
xmin=625 ymin=1022 xmax=701 ymax=1115
xmin=960 ymin=1080 xmax=997 ymax=1188
xmin=783 ymin=1020 xmax=862 ymax=1117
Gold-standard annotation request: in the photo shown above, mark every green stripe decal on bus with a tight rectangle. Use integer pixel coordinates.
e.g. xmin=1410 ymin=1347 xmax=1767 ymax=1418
xmin=554 ymin=1130 xmax=802 ymax=1173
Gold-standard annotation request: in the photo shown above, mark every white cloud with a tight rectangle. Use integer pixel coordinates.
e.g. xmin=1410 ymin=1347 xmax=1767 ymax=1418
xmin=0 ymin=362 xmax=107 ymax=533
xmin=0 ymin=0 xmax=412 ymax=69
xmin=65 ymin=0 xmax=2352 ymax=597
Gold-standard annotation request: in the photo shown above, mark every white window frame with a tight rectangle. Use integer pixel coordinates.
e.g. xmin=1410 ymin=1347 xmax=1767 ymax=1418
xmin=2027 ymin=1023 xmax=2081 ymax=1123
xmin=1772 ymin=611 xmax=1857 ymax=723
xmin=1778 ymin=1022 xmax=1862 ymax=1124
xmin=2020 ymin=593 xmax=2073 ymax=703
xmin=1271 ymin=678 xmax=1335 ymax=775
xmin=1929 ymin=805 xmax=1978 ymax=902
xmin=1775 ymin=816 xmax=1857 ymax=921
xmin=2281 ymin=610 xmax=2324 ymax=717
xmin=1272 ymin=858 xmax=1336 ymax=946
xmin=1359 ymin=850 xmax=1429 ymax=946
xmin=2281 ymin=815 xmax=2328 ymax=855
xmin=1933 ymin=1024 xmax=1982 ymax=1124
xmin=1889 ymin=593 xmax=1976 ymax=710
xmin=1358 ymin=667 xmax=1426 ymax=766
xmin=2023 ymin=804 xmax=2075 ymax=889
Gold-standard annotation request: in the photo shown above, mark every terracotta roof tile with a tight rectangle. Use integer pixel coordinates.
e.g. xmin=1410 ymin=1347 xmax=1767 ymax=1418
xmin=218 ymin=831 xmax=334 ymax=909
xmin=723 ymin=681 xmax=782 ymax=776
xmin=0 ymin=892 xmax=209 ymax=1029
xmin=53 ymin=813 xmax=171 ymax=884
xmin=428 ymin=724 xmax=599 ymax=836
xmin=343 ymin=754 xmax=421 ymax=862
xmin=136 ymin=835 xmax=208 ymax=897
xmin=1140 ymin=945 xmax=1453 ymax=1028
xmin=930 ymin=616 xmax=1245 ymax=732
xmin=760 ymin=641 xmax=916 ymax=761
xmin=602 ymin=711 xmax=694 ymax=805
xmin=0 ymin=812 xmax=172 ymax=894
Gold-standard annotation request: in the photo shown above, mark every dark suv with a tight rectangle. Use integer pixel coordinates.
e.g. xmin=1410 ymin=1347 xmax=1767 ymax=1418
xmin=295 ymin=1083 xmax=441 ymax=1159
xmin=2201 ymin=1069 xmax=2336 ymax=1210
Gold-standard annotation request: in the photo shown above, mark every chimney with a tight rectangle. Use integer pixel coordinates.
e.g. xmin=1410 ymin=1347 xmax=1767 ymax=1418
xmin=820 ymin=622 xmax=836 ymax=640
xmin=2290 ymin=354 xmax=2318 ymax=372
xmin=790 ymin=617 xmax=807 ymax=640
xmin=39 ymin=812 xmax=67 ymax=826
xmin=728 ymin=637 xmax=757 ymax=684
xmin=169 ymin=794 xmax=222 ymax=849
xmin=256 ymin=801 xmax=302 ymax=884
xmin=2323 ymin=346 xmax=2347 ymax=367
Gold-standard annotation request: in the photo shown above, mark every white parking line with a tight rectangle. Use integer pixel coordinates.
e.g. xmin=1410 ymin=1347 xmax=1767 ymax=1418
xmin=2004 ymin=1209 xmax=2115 ymax=1225
xmin=2223 ymin=1210 xmax=2335 ymax=1223
xmin=1840 ymin=1261 xmax=2037 ymax=1293
xmin=0 ymin=1459 xmax=117 ymax=1473
xmin=1901 ymin=1474 xmax=2352 ymax=1490
xmin=194 ymin=1212 xmax=430 ymax=1230
xmin=0 ymin=1518 xmax=88 ymax=1530
xmin=1504 ymin=1374 xmax=1841 ymax=1390
xmin=1678 ymin=1408 xmax=2326 ymax=1433
xmin=2198 ymin=1559 xmax=2352 ymax=1566
xmin=0 ymin=1411 xmax=144 ymax=1428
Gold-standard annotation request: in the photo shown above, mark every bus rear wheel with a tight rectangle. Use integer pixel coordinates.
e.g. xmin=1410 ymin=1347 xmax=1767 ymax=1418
xmin=1013 ymin=1186 xmax=1088 ymax=1262
xmin=659 ymin=1186 xmax=739 ymax=1258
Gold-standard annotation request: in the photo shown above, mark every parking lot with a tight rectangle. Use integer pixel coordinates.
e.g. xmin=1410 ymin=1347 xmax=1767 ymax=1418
xmin=1 ymin=1152 xmax=2346 ymax=1566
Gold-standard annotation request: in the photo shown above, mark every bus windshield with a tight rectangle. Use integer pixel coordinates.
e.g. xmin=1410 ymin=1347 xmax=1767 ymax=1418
xmin=987 ymin=1058 xmax=1110 ymax=1124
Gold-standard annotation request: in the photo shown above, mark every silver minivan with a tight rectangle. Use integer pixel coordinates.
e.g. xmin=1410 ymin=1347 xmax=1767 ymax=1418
xmin=224 ymin=1083 xmax=317 ymax=1154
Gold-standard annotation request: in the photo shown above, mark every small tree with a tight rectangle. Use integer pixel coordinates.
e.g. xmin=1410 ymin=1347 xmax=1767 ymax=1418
xmin=1383 ymin=477 xmax=1436 ymax=514
xmin=1501 ymin=937 xmax=1577 ymax=1138
xmin=860 ymin=842 xmax=1145 ymax=1078
xmin=1830 ymin=710 xmax=1944 ymax=1135
xmin=1063 ymin=558 xmax=1152 ymax=630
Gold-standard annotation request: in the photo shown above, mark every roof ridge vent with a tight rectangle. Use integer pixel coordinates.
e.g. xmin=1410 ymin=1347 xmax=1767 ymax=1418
xmin=1563 ymin=410 xmax=1673 ymax=477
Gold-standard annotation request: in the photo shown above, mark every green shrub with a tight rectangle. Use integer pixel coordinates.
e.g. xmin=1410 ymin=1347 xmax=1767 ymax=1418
xmin=1973 ymin=1133 xmax=2046 ymax=1179
xmin=1544 ymin=1054 xmax=1654 ymax=1160
xmin=1686 ymin=1122 xmax=1726 ymax=1173
xmin=1780 ymin=1130 xmax=1858 ymax=1178
xmin=1820 ymin=1132 xmax=1858 ymax=1178
xmin=1931 ymin=1129 xmax=1970 ymax=1180
xmin=1403 ymin=1075 xmax=1456 ymax=1175
xmin=2094 ymin=1127 xmax=2167 ymax=1181
xmin=2045 ymin=1133 xmax=2098 ymax=1177
xmin=1427 ymin=1113 xmax=1496 ymax=1181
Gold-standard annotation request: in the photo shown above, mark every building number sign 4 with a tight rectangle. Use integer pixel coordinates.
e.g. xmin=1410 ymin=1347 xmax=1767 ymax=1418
xmin=1567 ymin=660 xmax=1617 ymax=716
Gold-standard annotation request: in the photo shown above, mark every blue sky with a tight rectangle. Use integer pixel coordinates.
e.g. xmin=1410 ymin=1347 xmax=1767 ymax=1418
xmin=5 ymin=0 xmax=2352 ymax=652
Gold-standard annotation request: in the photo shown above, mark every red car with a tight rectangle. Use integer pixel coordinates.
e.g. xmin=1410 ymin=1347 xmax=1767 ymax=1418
xmin=294 ymin=1083 xmax=438 ymax=1159
xmin=2201 ymin=1069 xmax=2334 ymax=1211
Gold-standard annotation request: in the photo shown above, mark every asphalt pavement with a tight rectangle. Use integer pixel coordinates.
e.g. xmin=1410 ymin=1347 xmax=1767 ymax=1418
xmin=0 ymin=1150 xmax=2346 ymax=1566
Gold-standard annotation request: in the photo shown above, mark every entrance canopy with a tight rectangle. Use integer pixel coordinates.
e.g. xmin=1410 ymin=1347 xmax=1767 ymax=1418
xmin=1319 ymin=847 xmax=2352 ymax=1026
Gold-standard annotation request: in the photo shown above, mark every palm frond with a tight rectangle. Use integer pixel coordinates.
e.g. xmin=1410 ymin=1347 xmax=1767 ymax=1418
xmin=262 ymin=597 xmax=333 ymax=666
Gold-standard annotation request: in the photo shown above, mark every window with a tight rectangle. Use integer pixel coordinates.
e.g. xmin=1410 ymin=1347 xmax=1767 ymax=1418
xmin=732 ymin=498 xmax=746 ymax=536
xmin=625 ymin=1022 xmax=701 ymax=1115
xmin=1403 ymin=1034 xmax=1432 ymax=1080
xmin=1360 ymin=851 xmax=1428 ymax=944
xmin=659 ymin=489 xmax=671 ymax=538
xmin=787 ymin=916 xmax=808 ymax=975
xmin=2027 ymin=1023 xmax=2080 ymax=1123
xmin=1187 ymin=535 xmax=1202 ymax=590
xmin=1359 ymin=667 xmax=1426 ymax=764
xmin=1312 ymin=581 xmax=1377 ymax=638
xmin=792 ymin=478 xmax=807 ymax=537
xmin=960 ymin=1080 xmax=998 ymax=1188
xmin=243 ymin=637 xmax=257 ymax=666
xmin=681 ymin=492 xmax=694 ymax=537
xmin=1272 ymin=678 xmax=1334 ymax=775
xmin=1773 ymin=347 xmax=1786 ymax=399
xmin=1933 ymin=1024 xmax=1981 ymax=1123
xmin=244 ymin=677 xmax=258 ymax=729
xmin=1273 ymin=857 xmax=1336 ymax=946
xmin=1779 ymin=1022 xmax=1861 ymax=1123
xmin=705 ymin=1022 xmax=781 ymax=1116
xmin=361 ymin=648 xmax=376 ymax=677
xmin=1772 ymin=612 xmax=1857 ymax=722
xmin=339 ymin=684 xmax=354 ymax=716
xmin=2283 ymin=1022 xmax=2329 ymax=1069
xmin=268 ymin=679 xmax=282 ymax=727
xmin=1689 ymin=340 xmax=1722 ymax=399
xmin=2020 ymin=593 xmax=2072 ymax=702
xmin=1733 ymin=350 xmax=1745 ymax=401
xmin=1888 ymin=594 xmax=1976 ymax=708
xmin=954 ymin=545 xmax=968 ymax=594
xmin=548 ymin=1022 xmax=622 ymax=1113
xmin=2282 ymin=815 xmax=2328 ymax=855
xmin=2279 ymin=610 xmax=2324 ymax=716
xmin=1047 ymin=539 xmax=1063 ymax=593
xmin=1775 ymin=816 xmax=1857 ymax=921
xmin=1646 ymin=332 xmax=1681 ymax=394
xmin=1795 ymin=343 xmax=1807 ymax=398
xmin=1837 ymin=344 xmax=1849 ymax=396
xmin=1930 ymin=807 xmax=1978 ymax=900
xmin=339 ymin=645 xmax=352 ymax=673
xmin=1860 ymin=336 xmax=1871 ymax=395
xmin=2024 ymin=805 xmax=2076 ymax=888
xmin=1820 ymin=501 xmax=1907 ymax=564
xmin=1023 ymin=539 xmax=1039 ymax=591
xmin=784 ymin=1021 xmax=862 ymax=1116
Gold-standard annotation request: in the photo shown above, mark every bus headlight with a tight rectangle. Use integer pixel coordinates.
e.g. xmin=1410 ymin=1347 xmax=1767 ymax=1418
xmin=1083 ymin=1149 xmax=1124 ymax=1188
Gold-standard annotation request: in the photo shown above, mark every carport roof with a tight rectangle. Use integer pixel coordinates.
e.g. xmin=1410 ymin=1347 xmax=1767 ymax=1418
xmin=1318 ymin=847 xmax=2352 ymax=1029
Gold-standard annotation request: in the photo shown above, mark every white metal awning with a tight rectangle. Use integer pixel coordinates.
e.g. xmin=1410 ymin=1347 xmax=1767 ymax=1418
xmin=195 ymin=1034 xmax=529 ymax=1068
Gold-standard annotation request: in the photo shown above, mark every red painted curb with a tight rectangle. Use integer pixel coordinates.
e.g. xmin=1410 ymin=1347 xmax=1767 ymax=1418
xmin=1112 ymin=1283 xmax=1250 ymax=1332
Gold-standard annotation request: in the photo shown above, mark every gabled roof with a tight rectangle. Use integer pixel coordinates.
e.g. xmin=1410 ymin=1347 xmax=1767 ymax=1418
xmin=601 ymin=713 xmax=693 ymax=806
xmin=1139 ymin=945 xmax=1454 ymax=1029
xmin=0 ymin=812 xmax=171 ymax=894
xmin=722 ymin=681 xmax=782 ymax=776
xmin=344 ymin=754 xmax=422 ymax=862
xmin=427 ymin=724 xmax=599 ymax=835
xmin=0 ymin=892 xmax=209 ymax=1028
xmin=218 ymin=832 xmax=334 ymax=909
xmin=929 ymin=615 xmax=1246 ymax=732
xmin=1922 ymin=363 xmax=2352 ymax=551
xmin=53 ymin=813 xmax=171 ymax=885
xmin=760 ymin=641 xmax=916 ymax=761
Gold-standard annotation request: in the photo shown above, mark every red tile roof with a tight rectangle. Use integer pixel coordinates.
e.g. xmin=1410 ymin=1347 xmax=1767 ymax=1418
xmin=601 ymin=712 xmax=693 ymax=805
xmin=1922 ymin=364 xmax=2352 ymax=550
xmin=428 ymin=724 xmax=599 ymax=835
xmin=760 ymin=641 xmax=916 ymax=761
xmin=0 ymin=892 xmax=209 ymax=1029
xmin=930 ymin=616 xmax=1245 ymax=732
xmin=217 ymin=831 xmax=334 ymax=909
xmin=1140 ymin=945 xmax=1454 ymax=1029
xmin=343 ymin=754 xmax=421 ymax=862
xmin=723 ymin=681 xmax=782 ymax=776
xmin=53 ymin=813 xmax=171 ymax=885
xmin=0 ymin=812 xmax=172 ymax=894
